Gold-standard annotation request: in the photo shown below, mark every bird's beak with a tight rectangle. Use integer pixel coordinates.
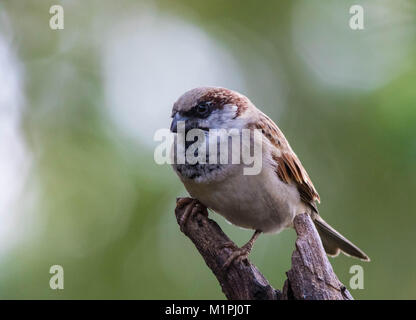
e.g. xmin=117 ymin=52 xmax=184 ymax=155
xmin=170 ymin=113 xmax=187 ymax=133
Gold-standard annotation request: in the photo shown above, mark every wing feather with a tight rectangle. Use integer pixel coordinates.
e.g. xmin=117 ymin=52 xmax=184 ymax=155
xmin=257 ymin=114 xmax=320 ymax=211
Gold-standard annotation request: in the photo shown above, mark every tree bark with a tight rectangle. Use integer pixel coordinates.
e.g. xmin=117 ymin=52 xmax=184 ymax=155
xmin=175 ymin=197 xmax=353 ymax=300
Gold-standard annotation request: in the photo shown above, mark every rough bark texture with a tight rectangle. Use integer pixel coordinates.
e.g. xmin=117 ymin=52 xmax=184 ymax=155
xmin=282 ymin=213 xmax=353 ymax=300
xmin=175 ymin=197 xmax=353 ymax=300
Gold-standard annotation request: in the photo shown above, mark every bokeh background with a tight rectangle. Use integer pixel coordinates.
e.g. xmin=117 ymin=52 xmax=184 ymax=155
xmin=0 ymin=0 xmax=415 ymax=299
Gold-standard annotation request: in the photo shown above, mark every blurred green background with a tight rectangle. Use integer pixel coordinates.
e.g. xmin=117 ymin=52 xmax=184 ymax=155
xmin=0 ymin=0 xmax=415 ymax=299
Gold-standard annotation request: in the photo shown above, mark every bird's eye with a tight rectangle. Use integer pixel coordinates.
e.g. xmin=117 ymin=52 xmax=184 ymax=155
xmin=196 ymin=102 xmax=210 ymax=116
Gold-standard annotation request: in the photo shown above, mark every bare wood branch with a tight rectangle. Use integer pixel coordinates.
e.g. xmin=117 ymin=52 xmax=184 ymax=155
xmin=175 ymin=197 xmax=353 ymax=300
xmin=282 ymin=213 xmax=353 ymax=300
xmin=175 ymin=198 xmax=280 ymax=300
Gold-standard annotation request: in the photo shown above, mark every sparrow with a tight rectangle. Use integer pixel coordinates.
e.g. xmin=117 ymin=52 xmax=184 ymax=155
xmin=170 ymin=86 xmax=370 ymax=266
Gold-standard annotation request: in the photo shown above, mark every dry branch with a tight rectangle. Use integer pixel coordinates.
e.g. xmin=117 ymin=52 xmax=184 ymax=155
xmin=175 ymin=197 xmax=353 ymax=300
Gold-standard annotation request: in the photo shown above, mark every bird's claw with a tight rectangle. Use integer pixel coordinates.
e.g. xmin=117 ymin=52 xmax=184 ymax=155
xmin=176 ymin=197 xmax=193 ymax=209
xmin=177 ymin=198 xmax=207 ymax=231
xmin=220 ymin=241 xmax=238 ymax=251
xmin=221 ymin=230 xmax=261 ymax=270
xmin=222 ymin=246 xmax=251 ymax=270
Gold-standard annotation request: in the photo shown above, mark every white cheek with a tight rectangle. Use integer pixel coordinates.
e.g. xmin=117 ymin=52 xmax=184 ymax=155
xmin=203 ymin=104 xmax=243 ymax=129
xmin=224 ymin=104 xmax=238 ymax=114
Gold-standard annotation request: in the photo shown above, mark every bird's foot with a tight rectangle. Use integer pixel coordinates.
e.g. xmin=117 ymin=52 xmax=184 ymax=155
xmin=176 ymin=197 xmax=193 ymax=210
xmin=222 ymin=243 xmax=253 ymax=270
xmin=220 ymin=241 xmax=238 ymax=251
xmin=221 ymin=230 xmax=261 ymax=270
xmin=176 ymin=198 xmax=207 ymax=231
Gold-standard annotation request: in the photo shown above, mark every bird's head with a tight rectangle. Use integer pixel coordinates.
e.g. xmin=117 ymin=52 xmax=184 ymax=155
xmin=170 ymin=87 xmax=254 ymax=133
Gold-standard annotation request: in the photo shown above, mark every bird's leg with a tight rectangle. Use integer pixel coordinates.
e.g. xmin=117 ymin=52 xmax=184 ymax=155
xmin=177 ymin=198 xmax=207 ymax=231
xmin=222 ymin=230 xmax=262 ymax=269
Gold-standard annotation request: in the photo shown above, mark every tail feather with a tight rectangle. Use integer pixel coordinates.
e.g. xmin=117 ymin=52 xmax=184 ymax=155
xmin=313 ymin=216 xmax=370 ymax=262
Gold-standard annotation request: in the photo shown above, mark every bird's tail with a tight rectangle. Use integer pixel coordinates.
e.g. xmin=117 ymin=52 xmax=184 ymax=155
xmin=313 ymin=216 xmax=370 ymax=261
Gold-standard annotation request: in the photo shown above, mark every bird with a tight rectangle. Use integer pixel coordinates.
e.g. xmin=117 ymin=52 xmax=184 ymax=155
xmin=170 ymin=86 xmax=369 ymax=267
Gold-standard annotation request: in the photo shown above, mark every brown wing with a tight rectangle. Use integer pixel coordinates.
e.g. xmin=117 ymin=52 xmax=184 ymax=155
xmin=257 ymin=114 xmax=320 ymax=212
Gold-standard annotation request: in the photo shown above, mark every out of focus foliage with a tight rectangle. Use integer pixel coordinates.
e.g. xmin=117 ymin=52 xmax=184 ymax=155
xmin=0 ymin=0 xmax=415 ymax=299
